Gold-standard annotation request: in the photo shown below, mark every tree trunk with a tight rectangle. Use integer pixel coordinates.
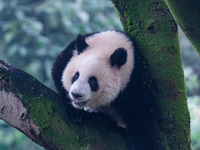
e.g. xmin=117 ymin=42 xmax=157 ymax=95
xmin=112 ymin=0 xmax=191 ymax=149
xmin=164 ymin=0 xmax=200 ymax=54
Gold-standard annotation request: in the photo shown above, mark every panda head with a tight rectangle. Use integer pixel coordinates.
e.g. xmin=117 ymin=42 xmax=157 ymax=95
xmin=62 ymin=31 xmax=134 ymax=111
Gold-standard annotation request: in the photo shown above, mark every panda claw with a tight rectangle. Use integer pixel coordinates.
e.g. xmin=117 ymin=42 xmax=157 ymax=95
xmin=61 ymin=105 xmax=83 ymax=123
xmin=66 ymin=112 xmax=82 ymax=123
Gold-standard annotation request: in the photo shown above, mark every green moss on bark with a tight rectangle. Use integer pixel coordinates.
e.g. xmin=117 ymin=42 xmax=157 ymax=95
xmin=21 ymin=94 xmax=126 ymax=150
xmin=112 ymin=0 xmax=191 ymax=149
xmin=21 ymin=95 xmax=126 ymax=150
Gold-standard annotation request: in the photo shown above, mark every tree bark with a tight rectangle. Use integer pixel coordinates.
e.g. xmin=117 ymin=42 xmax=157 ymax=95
xmin=0 ymin=59 xmax=126 ymax=150
xmin=112 ymin=0 xmax=191 ymax=149
xmin=0 ymin=0 xmax=192 ymax=149
xmin=164 ymin=0 xmax=200 ymax=54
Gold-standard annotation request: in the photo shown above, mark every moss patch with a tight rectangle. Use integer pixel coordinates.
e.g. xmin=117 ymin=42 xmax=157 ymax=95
xmin=112 ymin=0 xmax=190 ymax=149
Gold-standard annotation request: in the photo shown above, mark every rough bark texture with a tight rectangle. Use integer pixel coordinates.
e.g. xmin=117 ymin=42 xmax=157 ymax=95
xmin=164 ymin=0 xmax=200 ymax=54
xmin=111 ymin=0 xmax=191 ymax=150
xmin=0 ymin=0 xmax=192 ymax=149
xmin=0 ymin=59 xmax=126 ymax=150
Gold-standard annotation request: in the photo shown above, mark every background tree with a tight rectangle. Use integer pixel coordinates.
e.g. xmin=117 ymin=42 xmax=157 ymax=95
xmin=165 ymin=0 xmax=200 ymax=54
xmin=0 ymin=0 xmax=199 ymax=149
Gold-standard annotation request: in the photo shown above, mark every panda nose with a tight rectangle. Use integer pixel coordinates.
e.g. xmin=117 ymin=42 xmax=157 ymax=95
xmin=71 ymin=92 xmax=83 ymax=98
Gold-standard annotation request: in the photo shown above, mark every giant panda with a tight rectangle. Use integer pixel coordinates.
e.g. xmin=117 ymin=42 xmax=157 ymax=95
xmin=52 ymin=30 xmax=159 ymax=150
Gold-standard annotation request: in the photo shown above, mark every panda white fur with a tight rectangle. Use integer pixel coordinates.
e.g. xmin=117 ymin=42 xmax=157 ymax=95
xmin=52 ymin=30 xmax=158 ymax=150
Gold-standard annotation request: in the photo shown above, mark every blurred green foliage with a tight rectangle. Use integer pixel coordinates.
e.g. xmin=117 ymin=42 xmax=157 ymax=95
xmin=0 ymin=0 xmax=122 ymax=88
xmin=188 ymin=97 xmax=200 ymax=150
xmin=180 ymin=29 xmax=200 ymax=97
xmin=0 ymin=120 xmax=44 ymax=150
xmin=0 ymin=0 xmax=199 ymax=149
xmin=179 ymin=30 xmax=200 ymax=150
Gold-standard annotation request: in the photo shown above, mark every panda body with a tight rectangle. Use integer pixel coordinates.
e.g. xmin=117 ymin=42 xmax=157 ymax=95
xmin=52 ymin=30 xmax=158 ymax=150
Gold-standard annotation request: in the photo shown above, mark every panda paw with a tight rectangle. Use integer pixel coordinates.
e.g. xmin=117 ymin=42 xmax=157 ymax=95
xmin=61 ymin=105 xmax=83 ymax=123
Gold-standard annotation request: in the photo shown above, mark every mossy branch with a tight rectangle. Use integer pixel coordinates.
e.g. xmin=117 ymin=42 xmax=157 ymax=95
xmin=112 ymin=0 xmax=191 ymax=149
xmin=0 ymin=59 xmax=126 ymax=150
xmin=164 ymin=0 xmax=200 ymax=54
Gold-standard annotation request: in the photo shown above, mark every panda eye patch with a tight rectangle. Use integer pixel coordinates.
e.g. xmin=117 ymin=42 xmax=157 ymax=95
xmin=72 ymin=72 xmax=79 ymax=84
xmin=88 ymin=76 xmax=99 ymax=92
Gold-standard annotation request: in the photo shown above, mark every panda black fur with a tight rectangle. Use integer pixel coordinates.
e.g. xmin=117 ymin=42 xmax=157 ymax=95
xmin=52 ymin=30 xmax=158 ymax=150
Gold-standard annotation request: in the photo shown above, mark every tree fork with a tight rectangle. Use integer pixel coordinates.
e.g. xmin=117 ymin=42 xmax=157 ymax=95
xmin=112 ymin=0 xmax=191 ymax=149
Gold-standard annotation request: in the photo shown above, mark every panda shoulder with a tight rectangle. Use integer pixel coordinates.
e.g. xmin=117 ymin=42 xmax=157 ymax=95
xmin=51 ymin=40 xmax=77 ymax=91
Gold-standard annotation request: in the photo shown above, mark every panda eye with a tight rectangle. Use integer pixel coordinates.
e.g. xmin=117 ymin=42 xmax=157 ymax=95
xmin=89 ymin=76 xmax=97 ymax=84
xmin=72 ymin=72 xmax=79 ymax=84
xmin=88 ymin=76 xmax=99 ymax=92
xmin=74 ymin=73 xmax=79 ymax=80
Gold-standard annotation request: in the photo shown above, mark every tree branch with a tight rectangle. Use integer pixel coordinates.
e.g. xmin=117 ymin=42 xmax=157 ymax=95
xmin=0 ymin=59 xmax=126 ymax=150
xmin=164 ymin=0 xmax=200 ymax=54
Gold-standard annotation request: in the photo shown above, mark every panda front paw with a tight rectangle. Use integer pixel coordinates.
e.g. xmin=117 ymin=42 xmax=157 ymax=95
xmin=61 ymin=104 xmax=84 ymax=123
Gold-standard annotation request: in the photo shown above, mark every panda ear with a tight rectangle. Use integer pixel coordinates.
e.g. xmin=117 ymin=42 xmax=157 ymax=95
xmin=109 ymin=48 xmax=127 ymax=68
xmin=76 ymin=34 xmax=88 ymax=54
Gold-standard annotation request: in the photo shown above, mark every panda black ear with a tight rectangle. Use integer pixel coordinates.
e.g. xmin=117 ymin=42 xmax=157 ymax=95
xmin=109 ymin=48 xmax=127 ymax=68
xmin=76 ymin=34 xmax=88 ymax=54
